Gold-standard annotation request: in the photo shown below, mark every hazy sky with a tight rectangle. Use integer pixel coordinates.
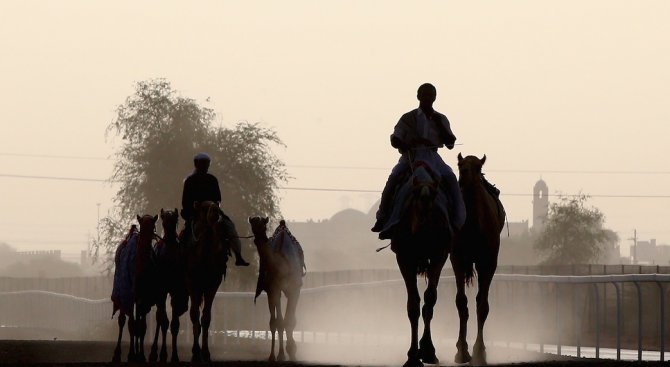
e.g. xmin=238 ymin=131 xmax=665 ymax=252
xmin=1 ymin=1 xmax=669 ymax=260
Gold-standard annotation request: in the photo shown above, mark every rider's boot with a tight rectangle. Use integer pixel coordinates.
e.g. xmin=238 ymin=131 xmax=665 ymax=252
xmin=371 ymin=215 xmax=386 ymax=232
xmin=234 ymin=251 xmax=250 ymax=266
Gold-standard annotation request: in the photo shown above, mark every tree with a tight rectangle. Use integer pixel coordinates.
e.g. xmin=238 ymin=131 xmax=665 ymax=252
xmin=91 ymin=79 xmax=287 ymax=283
xmin=533 ymin=194 xmax=617 ymax=265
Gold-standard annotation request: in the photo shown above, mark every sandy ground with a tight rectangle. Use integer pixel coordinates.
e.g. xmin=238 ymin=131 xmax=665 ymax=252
xmin=0 ymin=339 xmax=667 ymax=367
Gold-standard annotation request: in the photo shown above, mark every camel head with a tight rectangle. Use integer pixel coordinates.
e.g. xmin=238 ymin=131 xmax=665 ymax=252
xmin=457 ymin=153 xmax=486 ymax=190
xmin=248 ymin=216 xmax=269 ymax=237
xmin=136 ymin=214 xmax=158 ymax=234
xmin=160 ymin=208 xmax=179 ymax=234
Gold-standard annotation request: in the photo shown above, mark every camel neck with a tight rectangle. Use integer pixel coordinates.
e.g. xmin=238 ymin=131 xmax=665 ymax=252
xmin=163 ymin=230 xmax=178 ymax=243
xmin=254 ymin=233 xmax=274 ymax=260
xmin=461 ymin=181 xmax=486 ymax=203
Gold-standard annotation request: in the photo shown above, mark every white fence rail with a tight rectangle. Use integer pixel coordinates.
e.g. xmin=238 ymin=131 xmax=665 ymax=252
xmin=0 ymin=274 xmax=668 ymax=362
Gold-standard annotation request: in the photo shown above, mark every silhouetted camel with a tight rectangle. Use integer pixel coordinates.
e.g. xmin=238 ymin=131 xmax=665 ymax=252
xmin=186 ymin=201 xmax=237 ymax=362
xmin=390 ymin=159 xmax=453 ymax=367
xmin=149 ymin=208 xmax=188 ymax=362
xmin=452 ymin=154 xmax=505 ymax=365
xmin=111 ymin=214 xmax=159 ymax=362
xmin=249 ymin=217 xmax=305 ymax=362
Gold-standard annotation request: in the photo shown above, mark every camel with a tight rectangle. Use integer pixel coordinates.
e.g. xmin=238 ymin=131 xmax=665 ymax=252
xmin=248 ymin=217 xmax=305 ymax=362
xmin=186 ymin=200 xmax=238 ymax=362
xmin=451 ymin=154 xmax=505 ymax=365
xmin=149 ymin=208 xmax=189 ymax=362
xmin=111 ymin=214 xmax=159 ymax=362
xmin=389 ymin=160 xmax=454 ymax=367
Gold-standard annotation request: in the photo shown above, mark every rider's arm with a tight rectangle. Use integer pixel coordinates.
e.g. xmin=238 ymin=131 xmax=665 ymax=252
xmin=181 ymin=177 xmax=192 ymax=220
xmin=391 ymin=114 xmax=412 ymax=153
xmin=439 ymin=115 xmax=457 ymax=150
xmin=211 ymin=175 xmax=222 ymax=203
xmin=390 ymin=134 xmax=408 ymax=153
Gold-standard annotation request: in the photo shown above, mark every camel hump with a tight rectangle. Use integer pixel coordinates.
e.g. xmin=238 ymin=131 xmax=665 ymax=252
xmin=269 ymin=224 xmax=305 ymax=277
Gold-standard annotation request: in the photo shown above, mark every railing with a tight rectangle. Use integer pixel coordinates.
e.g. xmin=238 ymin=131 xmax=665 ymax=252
xmin=0 ymin=273 xmax=668 ymax=362
xmin=1 ymin=264 xmax=668 ymax=299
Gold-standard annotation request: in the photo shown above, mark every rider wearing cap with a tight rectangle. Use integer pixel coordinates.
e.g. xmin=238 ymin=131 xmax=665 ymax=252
xmin=181 ymin=152 xmax=249 ymax=266
xmin=371 ymin=83 xmax=466 ymax=238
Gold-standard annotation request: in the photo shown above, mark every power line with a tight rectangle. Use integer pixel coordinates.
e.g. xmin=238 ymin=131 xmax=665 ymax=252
xmin=2 ymin=172 xmax=670 ymax=198
xmin=0 ymin=152 xmax=110 ymax=161
xmin=0 ymin=173 xmax=109 ymax=183
xmin=3 ymin=152 xmax=670 ymax=175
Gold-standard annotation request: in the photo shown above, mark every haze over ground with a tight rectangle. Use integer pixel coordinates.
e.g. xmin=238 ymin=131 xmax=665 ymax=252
xmin=1 ymin=1 xmax=669 ymax=261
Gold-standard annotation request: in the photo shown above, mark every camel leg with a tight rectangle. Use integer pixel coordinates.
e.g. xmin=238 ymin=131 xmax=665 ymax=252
xmin=158 ymin=302 xmax=170 ymax=362
xmin=135 ymin=311 xmax=147 ymax=363
xmin=419 ymin=255 xmax=446 ymax=365
xmin=149 ymin=294 xmax=166 ymax=362
xmin=267 ymin=289 xmax=279 ymax=362
xmin=127 ymin=311 xmax=137 ymax=362
xmin=276 ymin=292 xmax=286 ymax=362
xmin=397 ymin=254 xmax=423 ymax=367
xmin=452 ymin=260 xmax=471 ymax=364
xmin=472 ymin=262 xmax=496 ymax=365
xmin=284 ymin=288 xmax=301 ymax=361
xmin=190 ymin=292 xmax=203 ymax=362
xmin=201 ymin=290 xmax=216 ymax=363
xmin=112 ymin=313 xmax=126 ymax=362
xmin=170 ymin=307 xmax=182 ymax=362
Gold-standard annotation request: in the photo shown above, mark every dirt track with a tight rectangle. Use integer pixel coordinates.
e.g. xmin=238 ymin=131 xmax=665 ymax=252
xmin=0 ymin=340 xmax=667 ymax=367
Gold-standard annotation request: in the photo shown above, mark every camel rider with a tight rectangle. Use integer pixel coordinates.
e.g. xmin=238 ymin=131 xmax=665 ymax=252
xmin=181 ymin=152 xmax=249 ymax=266
xmin=371 ymin=83 xmax=466 ymax=238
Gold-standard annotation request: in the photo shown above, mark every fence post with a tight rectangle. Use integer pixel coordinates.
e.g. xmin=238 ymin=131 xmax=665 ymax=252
xmin=555 ymin=283 xmax=561 ymax=356
xmin=613 ymin=282 xmax=621 ymax=361
xmin=633 ymin=282 xmax=643 ymax=361
xmin=657 ymin=281 xmax=665 ymax=362
xmin=573 ymin=284 xmax=580 ymax=358
xmin=592 ymin=283 xmax=600 ymax=359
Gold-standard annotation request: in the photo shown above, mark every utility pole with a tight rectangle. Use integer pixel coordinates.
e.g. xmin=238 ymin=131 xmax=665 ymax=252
xmin=628 ymin=229 xmax=637 ymax=264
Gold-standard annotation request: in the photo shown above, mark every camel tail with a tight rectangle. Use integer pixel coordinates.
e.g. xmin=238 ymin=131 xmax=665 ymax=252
xmin=417 ymin=258 xmax=429 ymax=277
xmin=463 ymin=263 xmax=476 ymax=286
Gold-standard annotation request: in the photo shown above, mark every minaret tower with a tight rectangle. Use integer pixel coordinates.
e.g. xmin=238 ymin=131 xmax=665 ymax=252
xmin=532 ymin=179 xmax=549 ymax=232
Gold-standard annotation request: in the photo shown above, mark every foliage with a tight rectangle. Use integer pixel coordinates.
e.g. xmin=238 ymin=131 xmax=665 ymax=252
xmin=91 ymin=79 xmax=287 ymax=280
xmin=533 ymin=194 xmax=617 ymax=265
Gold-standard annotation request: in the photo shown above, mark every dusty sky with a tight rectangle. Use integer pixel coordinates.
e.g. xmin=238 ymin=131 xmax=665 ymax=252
xmin=1 ymin=1 xmax=669 ymax=261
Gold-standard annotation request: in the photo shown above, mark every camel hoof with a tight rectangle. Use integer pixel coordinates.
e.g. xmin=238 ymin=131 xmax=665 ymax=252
xmin=418 ymin=345 xmax=438 ymax=365
xmin=277 ymin=352 xmax=286 ymax=362
xmin=402 ymin=357 xmax=424 ymax=367
xmin=420 ymin=353 xmax=439 ymax=365
xmin=454 ymin=351 xmax=471 ymax=364
xmin=112 ymin=353 xmax=121 ymax=363
xmin=268 ymin=354 xmax=276 ymax=362
xmin=471 ymin=347 xmax=487 ymax=366
xmin=287 ymin=342 xmax=297 ymax=361
xmin=202 ymin=350 xmax=211 ymax=363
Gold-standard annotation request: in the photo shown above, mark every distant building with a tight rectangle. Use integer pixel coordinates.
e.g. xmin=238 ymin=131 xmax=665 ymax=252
xmin=506 ymin=220 xmax=529 ymax=237
xmin=287 ymin=202 xmax=397 ymax=271
xmin=532 ymin=179 xmax=549 ymax=233
xmin=633 ymin=239 xmax=670 ymax=265
xmin=17 ymin=250 xmax=61 ymax=260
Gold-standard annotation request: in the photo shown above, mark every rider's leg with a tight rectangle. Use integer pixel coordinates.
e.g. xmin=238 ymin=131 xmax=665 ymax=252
xmin=221 ymin=216 xmax=249 ymax=266
xmin=371 ymin=156 xmax=409 ymax=232
xmin=232 ymin=237 xmax=249 ymax=266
